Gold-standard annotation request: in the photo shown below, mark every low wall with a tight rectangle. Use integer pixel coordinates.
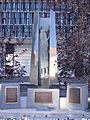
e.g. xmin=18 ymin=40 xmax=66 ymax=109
xmin=0 ymin=84 xmax=60 ymax=110
xmin=0 ymin=83 xmax=88 ymax=111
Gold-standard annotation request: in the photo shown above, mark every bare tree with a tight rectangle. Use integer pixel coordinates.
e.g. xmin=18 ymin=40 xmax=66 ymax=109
xmin=57 ymin=0 xmax=90 ymax=83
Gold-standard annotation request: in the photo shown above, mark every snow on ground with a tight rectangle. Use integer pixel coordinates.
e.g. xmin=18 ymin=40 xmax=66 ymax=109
xmin=0 ymin=109 xmax=90 ymax=120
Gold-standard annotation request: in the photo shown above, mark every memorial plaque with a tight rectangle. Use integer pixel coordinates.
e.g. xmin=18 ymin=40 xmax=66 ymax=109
xmin=6 ymin=88 xmax=18 ymax=103
xmin=34 ymin=92 xmax=52 ymax=103
xmin=69 ymin=88 xmax=81 ymax=104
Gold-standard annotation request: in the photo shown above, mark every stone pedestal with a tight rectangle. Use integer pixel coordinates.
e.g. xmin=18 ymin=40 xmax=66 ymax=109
xmin=66 ymin=83 xmax=88 ymax=111
xmin=27 ymin=88 xmax=59 ymax=110
xmin=0 ymin=83 xmax=20 ymax=109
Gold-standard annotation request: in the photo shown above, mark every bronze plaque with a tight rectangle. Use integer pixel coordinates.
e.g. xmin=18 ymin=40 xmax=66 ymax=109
xmin=34 ymin=92 xmax=52 ymax=103
xmin=6 ymin=88 xmax=18 ymax=103
xmin=69 ymin=88 xmax=81 ymax=104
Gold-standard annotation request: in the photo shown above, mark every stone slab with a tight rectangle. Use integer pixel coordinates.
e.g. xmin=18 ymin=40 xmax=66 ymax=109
xmin=67 ymin=83 xmax=88 ymax=111
xmin=27 ymin=88 xmax=59 ymax=110
xmin=0 ymin=83 xmax=20 ymax=109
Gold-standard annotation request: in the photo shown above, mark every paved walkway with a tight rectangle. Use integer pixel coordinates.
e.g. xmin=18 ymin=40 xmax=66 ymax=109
xmin=0 ymin=109 xmax=90 ymax=120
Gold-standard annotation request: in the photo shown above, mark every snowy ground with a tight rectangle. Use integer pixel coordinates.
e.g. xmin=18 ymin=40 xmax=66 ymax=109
xmin=0 ymin=109 xmax=90 ymax=120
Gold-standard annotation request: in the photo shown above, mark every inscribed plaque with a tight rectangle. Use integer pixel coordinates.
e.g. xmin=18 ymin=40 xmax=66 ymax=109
xmin=34 ymin=92 xmax=52 ymax=103
xmin=6 ymin=88 xmax=18 ymax=103
xmin=69 ymin=88 xmax=81 ymax=104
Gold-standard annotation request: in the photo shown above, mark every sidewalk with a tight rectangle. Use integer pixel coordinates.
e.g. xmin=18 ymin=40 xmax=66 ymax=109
xmin=0 ymin=108 xmax=90 ymax=119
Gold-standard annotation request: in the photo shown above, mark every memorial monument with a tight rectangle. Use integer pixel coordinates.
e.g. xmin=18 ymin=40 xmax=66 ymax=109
xmin=0 ymin=10 xmax=59 ymax=110
xmin=30 ymin=10 xmax=57 ymax=88
xmin=0 ymin=9 xmax=88 ymax=111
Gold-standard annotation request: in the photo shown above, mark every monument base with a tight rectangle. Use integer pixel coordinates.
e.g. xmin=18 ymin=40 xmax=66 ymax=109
xmin=27 ymin=88 xmax=59 ymax=110
xmin=66 ymin=83 xmax=88 ymax=111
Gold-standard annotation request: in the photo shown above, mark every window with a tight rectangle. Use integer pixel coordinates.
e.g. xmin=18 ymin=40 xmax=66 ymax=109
xmin=29 ymin=2 xmax=31 ymax=11
xmin=8 ymin=12 xmax=11 ymax=19
xmin=24 ymin=13 xmax=27 ymax=24
xmin=5 ymin=87 xmax=18 ymax=103
xmin=3 ymin=25 xmax=9 ymax=37
xmin=8 ymin=2 xmax=12 ymax=11
xmin=21 ymin=13 xmax=24 ymax=24
xmin=27 ymin=2 xmax=30 ymax=11
xmin=21 ymin=2 xmax=23 ymax=11
xmin=13 ymin=2 xmax=15 ymax=10
xmin=44 ymin=68 xmax=46 ymax=74
xmin=28 ymin=13 xmax=32 ymax=24
xmin=24 ymin=25 xmax=28 ymax=37
xmin=15 ymin=2 xmax=18 ymax=10
xmin=7 ymin=26 xmax=10 ymax=37
xmin=10 ymin=25 xmax=15 ymax=37
xmin=22 ymin=2 xmax=25 ymax=11
xmin=24 ymin=26 xmax=27 ymax=36
xmin=16 ymin=26 xmax=20 ymax=37
xmin=43 ymin=3 xmax=47 ymax=11
xmin=2 ymin=2 xmax=5 ymax=11
xmin=31 ymin=2 xmax=35 ymax=11
xmin=29 ymin=25 xmax=32 ymax=37
xmin=25 ymin=2 xmax=29 ymax=11
xmin=21 ymin=25 xmax=24 ymax=37
xmin=11 ymin=12 xmax=15 ymax=24
xmin=15 ymin=13 xmax=20 ymax=24
xmin=36 ymin=2 xmax=41 ymax=10
xmin=27 ymin=13 xmax=29 ymax=24
xmin=17 ymin=2 xmax=20 ymax=11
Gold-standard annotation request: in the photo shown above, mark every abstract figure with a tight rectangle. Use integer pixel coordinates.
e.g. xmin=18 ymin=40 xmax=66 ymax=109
xmin=40 ymin=26 xmax=50 ymax=63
